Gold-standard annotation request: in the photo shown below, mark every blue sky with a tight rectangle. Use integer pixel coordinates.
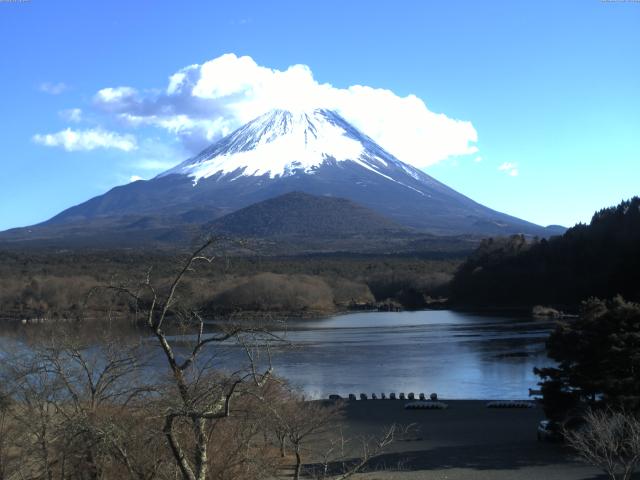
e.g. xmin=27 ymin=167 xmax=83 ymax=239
xmin=1 ymin=0 xmax=638 ymax=231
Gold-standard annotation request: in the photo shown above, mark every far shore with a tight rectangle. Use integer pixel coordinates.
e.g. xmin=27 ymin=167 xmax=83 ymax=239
xmin=1 ymin=303 xmax=569 ymax=328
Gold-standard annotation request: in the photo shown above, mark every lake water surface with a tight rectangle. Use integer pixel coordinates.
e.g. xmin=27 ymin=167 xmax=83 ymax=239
xmin=1 ymin=310 xmax=555 ymax=401
xmin=267 ymin=310 xmax=554 ymax=400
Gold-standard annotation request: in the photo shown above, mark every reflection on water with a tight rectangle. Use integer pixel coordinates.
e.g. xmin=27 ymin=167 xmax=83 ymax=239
xmin=0 ymin=310 xmax=555 ymax=400
xmin=267 ymin=310 xmax=554 ymax=400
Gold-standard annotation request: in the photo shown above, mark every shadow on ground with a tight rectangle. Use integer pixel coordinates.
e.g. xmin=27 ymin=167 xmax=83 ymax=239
xmin=304 ymin=443 xmax=640 ymax=479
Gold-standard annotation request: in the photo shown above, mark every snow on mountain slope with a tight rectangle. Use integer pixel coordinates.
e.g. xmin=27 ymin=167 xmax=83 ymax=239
xmin=13 ymin=107 xmax=558 ymax=242
xmin=162 ymin=108 xmax=426 ymax=191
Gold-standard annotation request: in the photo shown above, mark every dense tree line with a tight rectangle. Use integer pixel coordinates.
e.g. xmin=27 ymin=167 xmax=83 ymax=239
xmin=451 ymin=197 xmax=640 ymax=308
xmin=0 ymin=250 xmax=460 ymax=319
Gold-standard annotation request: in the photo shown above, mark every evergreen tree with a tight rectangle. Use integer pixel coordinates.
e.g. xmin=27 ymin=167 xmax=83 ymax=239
xmin=452 ymin=197 xmax=640 ymax=308
xmin=535 ymin=297 xmax=640 ymax=418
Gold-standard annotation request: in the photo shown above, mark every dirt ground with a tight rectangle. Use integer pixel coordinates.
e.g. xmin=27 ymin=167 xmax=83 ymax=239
xmin=304 ymin=399 xmax=637 ymax=480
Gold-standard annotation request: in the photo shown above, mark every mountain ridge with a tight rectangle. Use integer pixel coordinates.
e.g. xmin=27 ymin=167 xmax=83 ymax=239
xmin=1 ymin=108 xmax=564 ymax=249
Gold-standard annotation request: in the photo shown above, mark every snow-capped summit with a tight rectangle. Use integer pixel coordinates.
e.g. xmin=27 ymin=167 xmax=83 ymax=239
xmin=162 ymin=108 xmax=426 ymax=188
xmin=17 ymin=107 xmax=560 ymax=243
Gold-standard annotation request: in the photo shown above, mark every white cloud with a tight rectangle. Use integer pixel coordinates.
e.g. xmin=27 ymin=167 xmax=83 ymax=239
xmin=474 ymin=156 xmax=483 ymax=163
xmin=33 ymin=128 xmax=137 ymax=152
xmin=498 ymin=162 xmax=519 ymax=176
xmin=129 ymin=175 xmax=144 ymax=182
xmin=92 ymin=53 xmax=478 ymax=168
xmin=95 ymin=86 xmax=138 ymax=104
xmin=39 ymin=82 xmax=68 ymax=95
xmin=59 ymin=108 xmax=83 ymax=122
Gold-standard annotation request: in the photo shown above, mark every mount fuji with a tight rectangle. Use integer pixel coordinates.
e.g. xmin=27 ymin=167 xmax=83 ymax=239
xmin=1 ymin=108 xmax=562 ymax=249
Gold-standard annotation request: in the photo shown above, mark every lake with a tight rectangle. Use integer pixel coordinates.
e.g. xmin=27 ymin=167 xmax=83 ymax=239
xmin=0 ymin=310 xmax=555 ymax=401
xmin=266 ymin=310 xmax=554 ymax=400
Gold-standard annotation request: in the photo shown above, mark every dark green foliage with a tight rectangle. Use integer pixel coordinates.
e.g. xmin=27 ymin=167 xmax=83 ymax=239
xmin=0 ymin=191 xmax=483 ymax=254
xmin=451 ymin=197 xmax=640 ymax=308
xmin=535 ymin=296 xmax=640 ymax=418
xmin=208 ymin=191 xmax=405 ymax=237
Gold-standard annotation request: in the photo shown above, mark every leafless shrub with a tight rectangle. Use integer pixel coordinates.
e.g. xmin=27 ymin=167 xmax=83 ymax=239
xmin=269 ymin=396 xmax=342 ymax=480
xmin=0 ymin=331 xmax=159 ymax=480
xmin=309 ymin=422 xmax=408 ymax=480
xmin=564 ymin=408 xmax=640 ymax=480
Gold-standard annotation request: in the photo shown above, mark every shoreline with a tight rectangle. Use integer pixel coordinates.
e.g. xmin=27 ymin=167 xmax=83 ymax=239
xmin=313 ymin=399 xmax=607 ymax=480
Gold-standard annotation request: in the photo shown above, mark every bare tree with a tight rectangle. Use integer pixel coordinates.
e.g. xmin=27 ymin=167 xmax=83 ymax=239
xmin=309 ymin=422 xmax=410 ymax=480
xmin=1 ymin=238 xmax=402 ymax=480
xmin=97 ymin=238 xmax=277 ymax=480
xmin=44 ymin=337 xmax=157 ymax=480
xmin=564 ymin=408 xmax=640 ymax=480
xmin=0 ymin=387 xmax=18 ymax=480
xmin=263 ymin=387 xmax=405 ymax=480
xmin=201 ymin=386 xmax=281 ymax=480
xmin=332 ymin=423 xmax=402 ymax=480
xmin=269 ymin=397 xmax=342 ymax=480
xmin=0 ymin=330 xmax=159 ymax=480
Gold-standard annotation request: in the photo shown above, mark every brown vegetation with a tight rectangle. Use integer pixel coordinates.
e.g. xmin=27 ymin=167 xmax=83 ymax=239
xmin=0 ymin=249 xmax=459 ymax=320
xmin=211 ymin=273 xmax=362 ymax=313
xmin=0 ymin=240 xmax=402 ymax=480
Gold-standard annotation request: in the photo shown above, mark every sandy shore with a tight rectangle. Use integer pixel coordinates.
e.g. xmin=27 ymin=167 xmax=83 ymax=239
xmin=314 ymin=399 xmax=631 ymax=480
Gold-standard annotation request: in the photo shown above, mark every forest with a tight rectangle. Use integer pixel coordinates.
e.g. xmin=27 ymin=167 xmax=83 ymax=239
xmin=451 ymin=197 xmax=640 ymax=310
xmin=0 ymin=248 xmax=461 ymax=321
xmin=3 ymin=197 xmax=640 ymax=321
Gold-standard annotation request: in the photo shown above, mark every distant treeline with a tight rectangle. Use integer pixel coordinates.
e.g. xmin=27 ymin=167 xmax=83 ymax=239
xmin=451 ymin=197 xmax=640 ymax=309
xmin=0 ymin=249 xmax=461 ymax=320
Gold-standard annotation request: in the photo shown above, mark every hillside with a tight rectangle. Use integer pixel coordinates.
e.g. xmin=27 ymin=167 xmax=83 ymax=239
xmin=451 ymin=197 xmax=640 ymax=308
xmin=208 ymin=191 xmax=406 ymax=238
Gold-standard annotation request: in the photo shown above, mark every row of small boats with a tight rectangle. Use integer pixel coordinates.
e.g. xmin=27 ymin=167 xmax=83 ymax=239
xmin=329 ymin=392 xmax=438 ymax=401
